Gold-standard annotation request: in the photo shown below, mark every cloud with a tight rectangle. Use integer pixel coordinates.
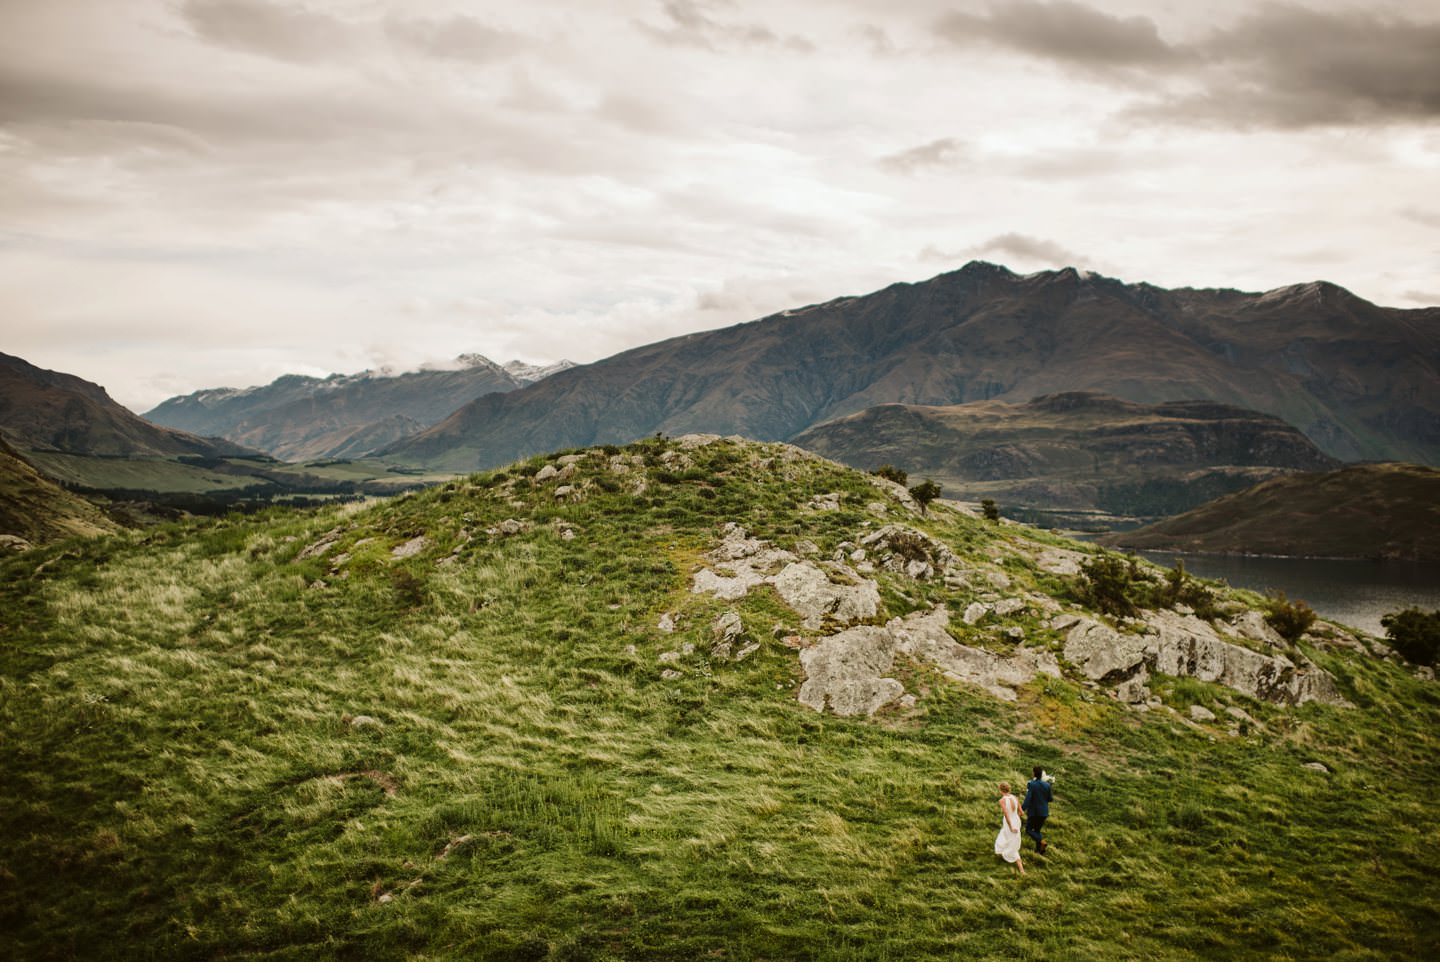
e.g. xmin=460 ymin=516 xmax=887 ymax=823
xmin=922 ymin=233 xmax=1091 ymax=269
xmin=1174 ymin=3 xmax=1440 ymax=128
xmin=934 ymin=0 xmax=1185 ymax=76
xmin=879 ymin=137 xmax=967 ymax=173
xmin=1400 ymin=207 xmax=1440 ymax=230
xmin=982 ymin=233 xmax=1090 ymax=268
xmin=934 ymin=1 xmax=1440 ymax=129
xmin=638 ymin=0 xmax=814 ymax=53
xmin=854 ymin=23 xmax=896 ymax=57
xmin=1401 ymin=290 xmax=1440 ymax=307
xmin=693 ymin=274 xmax=828 ymax=320
xmin=179 ymin=0 xmax=358 ymax=63
xmin=384 ymin=14 xmax=526 ymax=64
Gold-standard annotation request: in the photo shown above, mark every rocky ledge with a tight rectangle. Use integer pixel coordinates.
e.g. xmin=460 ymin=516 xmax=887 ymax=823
xmin=679 ymin=472 xmax=1361 ymax=719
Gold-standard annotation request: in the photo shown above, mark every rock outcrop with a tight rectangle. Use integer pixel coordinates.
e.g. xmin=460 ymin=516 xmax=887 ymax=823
xmin=1062 ymin=610 xmax=1347 ymax=706
xmin=692 ymin=523 xmax=880 ymax=629
xmin=797 ymin=607 xmax=1064 ymax=714
xmin=681 ymin=492 xmax=1354 ymax=721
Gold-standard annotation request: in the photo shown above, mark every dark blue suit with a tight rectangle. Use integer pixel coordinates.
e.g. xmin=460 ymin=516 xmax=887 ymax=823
xmin=1022 ymin=777 xmax=1052 ymax=852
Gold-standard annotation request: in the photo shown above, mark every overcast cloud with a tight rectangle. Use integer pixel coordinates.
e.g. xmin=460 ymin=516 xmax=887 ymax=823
xmin=0 ymin=0 xmax=1436 ymax=410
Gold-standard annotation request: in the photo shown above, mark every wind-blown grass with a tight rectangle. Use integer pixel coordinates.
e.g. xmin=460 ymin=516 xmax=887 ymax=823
xmin=1 ymin=438 xmax=1437 ymax=960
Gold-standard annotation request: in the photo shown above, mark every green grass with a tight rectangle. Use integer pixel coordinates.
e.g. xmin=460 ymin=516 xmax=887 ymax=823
xmin=21 ymin=452 xmax=269 ymax=492
xmin=1 ymin=437 xmax=1437 ymax=960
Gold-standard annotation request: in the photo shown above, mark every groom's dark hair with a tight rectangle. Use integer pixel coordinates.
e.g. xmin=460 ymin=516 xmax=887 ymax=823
xmin=1033 ymin=766 xmax=1043 ymax=779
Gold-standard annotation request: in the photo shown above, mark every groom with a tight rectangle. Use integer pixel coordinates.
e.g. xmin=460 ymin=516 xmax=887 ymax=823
xmin=1022 ymin=765 xmax=1052 ymax=855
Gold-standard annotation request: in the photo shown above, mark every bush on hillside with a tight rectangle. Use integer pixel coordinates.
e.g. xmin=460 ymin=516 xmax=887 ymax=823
xmin=1381 ymin=607 xmax=1440 ymax=666
xmin=872 ymin=465 xmax=907 ymax=485
xmin=1162 ymin=560 xmax=1222 ymax=620
xmin=1263 ymin=590 xmax=1316 ymax=643
xmin=909 ymin=479 xmax=941 ymax=513
xmin=1076 ymin=552 xmax=1145 ymax=617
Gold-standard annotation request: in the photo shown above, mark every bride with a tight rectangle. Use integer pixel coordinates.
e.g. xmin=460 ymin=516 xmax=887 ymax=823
xmin=994 ymin=782 xmax=1026 ymax=875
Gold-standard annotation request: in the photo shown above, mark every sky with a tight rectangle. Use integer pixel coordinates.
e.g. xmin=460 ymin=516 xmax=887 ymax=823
xmin=1 ymin=0 xmax=1438 ymax=412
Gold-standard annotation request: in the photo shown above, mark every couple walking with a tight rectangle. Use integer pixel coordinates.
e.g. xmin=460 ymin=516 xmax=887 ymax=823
xmin=994 ymin=766 xmax=1051 ymax=875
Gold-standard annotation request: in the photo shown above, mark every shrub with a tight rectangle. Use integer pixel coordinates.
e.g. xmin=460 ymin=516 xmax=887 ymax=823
xmin=980 ymin=499 xmax=1000 ymax=521
xmin=1263 ymin=590 xmax=1316 ymax=643
xmin=1162 ymin=560 xmax=1222 ymax=620
xmin=872 ymin=465 xmax=908 ymax=486
xmin=391 ymin=567 xmax=427 ymax=609
xmin=1076 ymin=552 xmax=1143 ymax=617
xmin=909 ymin=479 xmax=941 ymax=513
xmin=1381 ymin=607 xmax=1440 ymax=666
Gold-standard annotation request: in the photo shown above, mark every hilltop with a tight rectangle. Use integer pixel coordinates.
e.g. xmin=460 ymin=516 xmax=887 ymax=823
xmin=378 ymin=263 xmax=1440 ymax=471
xmin=1106 ymin=463 xmax=1440 ymax=561
xmin=791 ymin=392 xmax=1338 ymax=527
xmin=2 ymin=436 xmax=1435 ymax=960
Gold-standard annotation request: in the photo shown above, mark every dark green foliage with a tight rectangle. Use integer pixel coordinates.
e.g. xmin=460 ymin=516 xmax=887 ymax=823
xmin=1074 ymin=555 xmax=1225 ymax=621
xmin=1076 ymin=552 xmax=1144 ymax=617
xmin=1382 ymin=607 xmax=1440 ymax=666
xmin=1263 ymin=590 xmax=1317 ymax=643
xmin=390 ymin=566 xmax=426 ymax=609
xmin=1162 ymin=560 xmax=1222 ymax=620
xmin=980 ymin=499 xmax=999 ymax=521
xmin=871 ymin=465 xmax=907 ymax=486
xmin=908 ymin=479 xmax=941 ymax=512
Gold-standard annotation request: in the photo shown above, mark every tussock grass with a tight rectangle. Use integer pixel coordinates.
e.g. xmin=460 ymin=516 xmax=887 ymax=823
xmin=1 ymin=438 xmax=1437 ymax=960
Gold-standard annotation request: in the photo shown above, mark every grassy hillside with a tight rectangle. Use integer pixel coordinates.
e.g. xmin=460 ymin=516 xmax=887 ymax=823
xmin=1108 ymin=463 xmax=1440 ymax=560
xmin=2 ymin=438 xmax=1437 ymax=960
xmin=20 ymin=451 xmax=449 ymax=515
xmin=0 ymin=437 xmax=114 ymax=544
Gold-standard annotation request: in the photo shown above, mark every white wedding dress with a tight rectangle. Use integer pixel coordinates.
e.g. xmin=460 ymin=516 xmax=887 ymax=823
xmin=994 ymin=794 xmax=1022 ymax=862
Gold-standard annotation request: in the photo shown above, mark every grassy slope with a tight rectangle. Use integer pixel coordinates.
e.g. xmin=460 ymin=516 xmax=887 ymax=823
xmin=1109 ymin=463 xmax=1440 ymax=560
xmin=20 ymin=452 xmax=447 ymax=498
xmin=1 ymin=438 xmax=1437 ymax=960
xmin=21 ymin=452 xmax=271 ymax=493
xmin=0 ymin=442 xmax=114 ymax=543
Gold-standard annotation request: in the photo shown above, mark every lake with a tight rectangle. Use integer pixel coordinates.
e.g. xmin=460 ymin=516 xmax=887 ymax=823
xmin=1136 ymin=551 xmax=1440 ymax=636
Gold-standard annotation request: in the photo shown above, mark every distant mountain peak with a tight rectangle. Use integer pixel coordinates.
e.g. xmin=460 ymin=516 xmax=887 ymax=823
xmin=956 ymin=259 xmax=1015 ymax=276
xmin=502 ymin=359 xmax=578 ymax=384
xmin=455 ymin=353 xmax=504 ymax=371
xmin=1256 ymin=279 xmax=1364 ymax=307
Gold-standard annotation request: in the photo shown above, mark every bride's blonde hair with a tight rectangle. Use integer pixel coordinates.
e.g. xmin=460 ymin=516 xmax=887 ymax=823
xmin=998 ymin=782 xmax=1011 ymax=794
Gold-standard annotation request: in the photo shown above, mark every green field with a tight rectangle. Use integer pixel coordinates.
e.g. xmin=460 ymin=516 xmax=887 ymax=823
xmin=19 ymin=451 xmax=449 ymax=501
xmin=2 ymin=438 xmax=1437 ymax=960
xmin=22 ymin=451 xmax=269 ymax=493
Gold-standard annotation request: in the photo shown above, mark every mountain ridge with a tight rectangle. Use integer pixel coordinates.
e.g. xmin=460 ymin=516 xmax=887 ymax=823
xmin=1105 ymin=462 xmax=1440 ymax=561
xmin=378 ymin=263 xmax=1440 ymax=471
xmin=0 ymin=351 xmax=249 ymax=460
xmin=144 ymin=355 xmax=576 ymax=461
xmin=790 ymin=391 xmax=1340 ymax=525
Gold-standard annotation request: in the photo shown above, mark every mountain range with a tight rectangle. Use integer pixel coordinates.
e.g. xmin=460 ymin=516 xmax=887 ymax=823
xmin=374 ymin=263 xmax=1440 ymax=472
xmin=144 ymin=355 xmax=575 ymax=461
xmin=790 ymin=391 xmax=1339 ymax=524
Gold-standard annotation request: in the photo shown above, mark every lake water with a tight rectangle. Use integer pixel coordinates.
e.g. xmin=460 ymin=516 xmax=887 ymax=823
xmin=1135 ymin=552 xmax=1440 ymax=636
